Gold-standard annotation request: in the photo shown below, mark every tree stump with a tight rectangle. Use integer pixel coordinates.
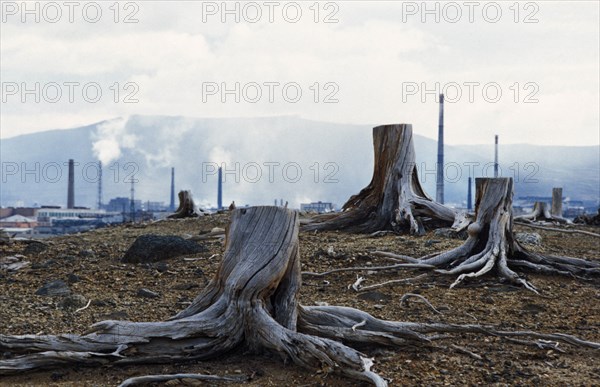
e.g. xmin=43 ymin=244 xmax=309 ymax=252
xmin=2 ymin=206 xmax=598 ymax=386
xmin=515 ymin=201 xmax=566 ymax=224
xmin=551 ymin=187 xmax=563 ymax=217
xmin=303 ymin=124 xmax=457 ymax=235
xmin=168 ymin=190 xmax=198 ymax=219
xmin=418 ymin=178 xmax=599 ymax=292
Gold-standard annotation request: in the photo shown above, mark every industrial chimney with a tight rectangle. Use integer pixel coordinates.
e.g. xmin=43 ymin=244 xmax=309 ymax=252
xmin=97 ymin=161 xmax=103 ymax=210
xmin=467 ymin=176 xmax=472 ymax=211
xmin=67 ymin=159 xmax=75 ymax=209
xmin=436 ymin=94 xmax=444 ymax=204
xmin=169 ymin=167 xmax=175 ymax=211
xmin=494 ymin=135 xmax=499 ymax=178
xmin=217 ymin=167 xmax=223 ymax=210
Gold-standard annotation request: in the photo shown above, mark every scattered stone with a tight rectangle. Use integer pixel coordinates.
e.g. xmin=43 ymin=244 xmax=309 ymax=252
xmin=23 ymin=241 xmax=48 ymax=255
xmin=357 ymin=291 xmax=392 ymax=303
xmin=137 ymin=288 xmax=160 ymax=298
xmin=433 ymin=228 xmax=468 ymax=240
xmin=152 ymin=262 xmax=169 ymax=273
xmin=122 ymin=234 xmax=206 ymax=263
xmin=172 ymin=283 xmax=199 ymax=291
xmin=35 ymin=280 xmax=71 ymax=297
xmin=98 ymin=310 xmax=128 ymax=320
xmin=67 ymin=273 xmax=81 ymax=283
xmin=515 ymin=232 xmax=542 ymax=246
xmin=194 ymin=268 xmax=205 ymax=277
xmin=31 ymin=259 xmax=56 ymax=269
xmin=58 ymin=294 xmax=87 ymax=310
xmin=0 ymin=256 xmax=30 ymax=271
xmin=424 ymin=239 xmax=442 ymax=247
xmin=79 ymin=249 xmax=96 ymax=258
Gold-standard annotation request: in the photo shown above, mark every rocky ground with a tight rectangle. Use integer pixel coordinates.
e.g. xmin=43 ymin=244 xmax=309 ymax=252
xmin=1 ymin=214 xmax=599 ymax=387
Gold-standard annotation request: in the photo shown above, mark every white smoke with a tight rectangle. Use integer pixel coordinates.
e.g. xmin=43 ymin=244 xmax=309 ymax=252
xmin=92 ymin=117 xmax=136 ymax=164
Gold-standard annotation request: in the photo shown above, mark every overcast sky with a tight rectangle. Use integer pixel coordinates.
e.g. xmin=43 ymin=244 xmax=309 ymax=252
xmin=1 ymin=1 xmax=598 ymax=145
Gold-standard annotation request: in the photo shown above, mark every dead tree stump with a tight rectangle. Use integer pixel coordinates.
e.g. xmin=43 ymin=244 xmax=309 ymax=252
xmin=418 ymin=178 xmax=599 ymax=292
xmin=168 ymin=190 xmax=198 ymax=219
xmin=303 ymin=124 xmax=457 ymax=235
xmin=551 ymin=187 xmax=563 ymax=217
xmin=1 ymin=206 xmax=598 ymax=386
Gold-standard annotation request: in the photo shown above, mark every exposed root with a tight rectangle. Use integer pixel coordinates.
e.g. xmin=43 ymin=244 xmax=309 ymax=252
xmin=400 ymin=293 xmax=442 ymax=315
xmin=118 ymin=374 xmax=246 ymax=387
xmin=412 ymin=179 xmax=600 ymax=291
xmin=302 ymin=263 xmax=434 ymax=277
xmin=357 ymin=274 xmax=429 ymax=292
xmin=515 ymin=221 xmax=600 ymax=238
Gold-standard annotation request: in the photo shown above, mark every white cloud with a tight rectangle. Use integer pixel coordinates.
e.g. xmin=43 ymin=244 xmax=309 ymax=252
xmin=1 ymin=1 xmax=598 ymax=145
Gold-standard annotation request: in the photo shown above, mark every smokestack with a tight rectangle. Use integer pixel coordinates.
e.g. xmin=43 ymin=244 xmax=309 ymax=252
xmin=467 ymin=176 xmax=473 ymax=211
xmin=217 ymin=167 xmax=223 ymax=210
xmin=169 ymin=167 xmax=175 ymax=211
xmin=67 ymin=159 xmax=75 ymax=209
xmin=436 ymin=94 xmax=444 ymax=204
xmin=494 ymin=135 xmax=499 ymax=178
xmin=97 ymin=161 xmax=103 ymax=209
xmin=130 ymin=179 xmax=135 ymax=222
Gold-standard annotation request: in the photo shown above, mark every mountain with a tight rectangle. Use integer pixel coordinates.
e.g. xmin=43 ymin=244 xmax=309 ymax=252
xmin=1 ymin=115 xmax=598 ymax=209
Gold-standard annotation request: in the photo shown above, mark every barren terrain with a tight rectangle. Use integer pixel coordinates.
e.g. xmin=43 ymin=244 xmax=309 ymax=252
xmin=1 ymin=214 xmax=599 ymax=386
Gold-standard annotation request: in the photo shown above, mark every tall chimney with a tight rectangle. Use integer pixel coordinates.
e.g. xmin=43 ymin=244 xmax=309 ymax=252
xmin=217 ymin=167 xmax=223 ymax=210
xmin=67 ymin=159 xmax=75 ymax=209
xmin=467 ymin=176 xmax=473 ymax=211
xmin=436 ymin=93 xmax=444 ymax=204
xmin=130 ymin=179 xmax=135 ymax=222
xmin=169 ymin=167 xmax=175 ymax=211
xmin=494 ymin=135 xmax=499 ymax=178
xmin=97 ymin=161 xmax=103 ymax=209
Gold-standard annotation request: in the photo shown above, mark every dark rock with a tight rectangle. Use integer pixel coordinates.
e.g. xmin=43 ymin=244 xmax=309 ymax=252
xmin=357 ymin=291 xmax=392 ymax=303
xmin=57 ymin=254 xmax=76 ymax=263
xmin=152 ymin=262 xmax=169 ymax=273
xmin=173 ymin=283 xmax=199 ymax=291
xmin=515 ymin=232 xmax=542 ymax=246
xmin=424 ymin=239 xmax=442 ymax=247
xmin=31 ymin=259 xmax=56 ymax=269
xmin=122 ymin=234 xmax=206 ymax=263
xmin=194 ymin=268 xmax=205 ymax=277
xmin=98 ymin=310 xmax=128 ymax=320
xmin=433 ymin=228 xmax=468 ymax=240
xmin=23 ymin=241 xmax=48 ymax=255
xmin=91 ymin=299 xmax=116 ymax=307
xmin=35 ymin=280 xmax=71 ymax=297
xmin=79 ymin=249 xmax=95 ymax=258
xmin=67 ymin=273 xmax=81 ymax=283
xmin=137 ymin=288 xmax=160 ymax=298
xmin=58 ymin=294 xmax=87 ymax=310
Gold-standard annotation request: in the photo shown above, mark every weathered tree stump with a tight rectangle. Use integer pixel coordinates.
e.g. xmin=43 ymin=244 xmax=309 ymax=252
xmin=2 ymin=206 xmax=598 ymax=386
xmin=303 ymin=124 xmax=457 ymax=235
xmin=417 ymin=178 xmax=599 ymax=292
xmin=515 ymin=201 xmax=567 ymax=224
xmin=168 ymin=190 xmax=198 ymax=219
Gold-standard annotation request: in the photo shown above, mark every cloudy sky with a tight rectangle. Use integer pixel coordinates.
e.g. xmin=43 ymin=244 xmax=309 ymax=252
xmin=1 ymin=1 xmax=598 ymax=145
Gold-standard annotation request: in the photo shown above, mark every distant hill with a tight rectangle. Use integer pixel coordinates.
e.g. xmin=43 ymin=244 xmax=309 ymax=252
xmin=1 ymin=115 xmax=598 ymax=209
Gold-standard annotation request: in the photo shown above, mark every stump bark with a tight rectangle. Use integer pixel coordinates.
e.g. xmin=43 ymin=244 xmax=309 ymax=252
xmin=168 ymin=190 xmax=198 ymax=219
xmin=2 ymin=206 xmax=598 ymax=386
xmin=418 ymin=178 xmax=599 ymax=292
xmin=303 ymin=124 xmax=457 ymax=235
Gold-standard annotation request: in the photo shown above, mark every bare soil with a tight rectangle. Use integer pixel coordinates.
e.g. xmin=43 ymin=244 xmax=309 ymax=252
xmin=1 ymin=214 xmax=599 ymax=386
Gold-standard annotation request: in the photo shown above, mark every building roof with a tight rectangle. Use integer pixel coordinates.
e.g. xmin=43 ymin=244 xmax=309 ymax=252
xmin=0 ymin=215 xmax=37 ymax=223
